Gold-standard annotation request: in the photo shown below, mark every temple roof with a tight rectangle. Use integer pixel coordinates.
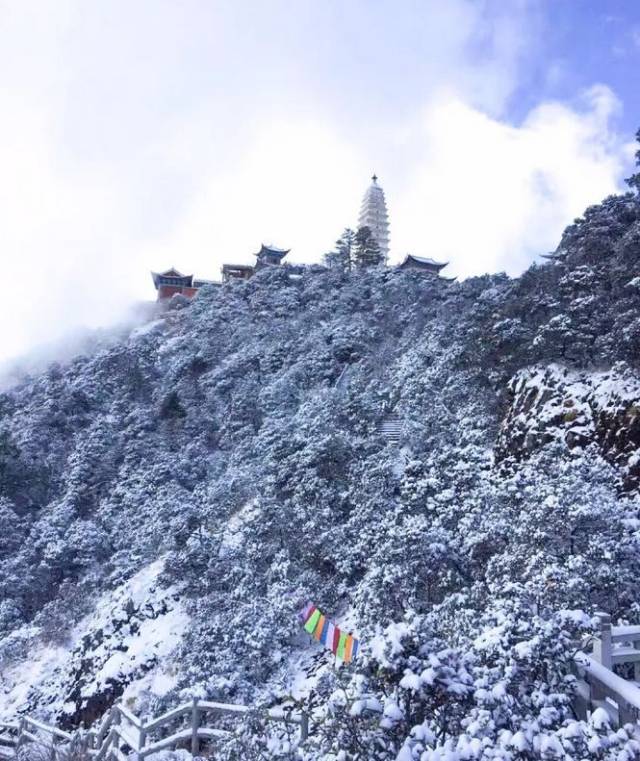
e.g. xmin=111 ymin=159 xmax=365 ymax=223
xmin=540 ymin=251 xmax=566 ymax=261
xmin=399 ymin=254 xmax=448 ymax=270
xmin=156 ymin=267 xmax=186 ymax=278
xmin=151 ymin=269 xmax=194 ymax=288
xmin=255 ymin=244 xmax=290 ymax=258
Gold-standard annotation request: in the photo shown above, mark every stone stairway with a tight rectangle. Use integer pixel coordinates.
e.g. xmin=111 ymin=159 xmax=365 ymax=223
xmin=378 ymin=413 xmax=402 ymax=445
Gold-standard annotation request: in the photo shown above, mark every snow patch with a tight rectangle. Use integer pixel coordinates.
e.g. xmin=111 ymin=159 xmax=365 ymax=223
xmin=0 ymin=559 xmax=188 ymax=723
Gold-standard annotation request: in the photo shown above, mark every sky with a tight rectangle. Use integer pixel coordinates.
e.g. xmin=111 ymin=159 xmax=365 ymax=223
xmin=1 ymin=0 xmax=639 ymax=364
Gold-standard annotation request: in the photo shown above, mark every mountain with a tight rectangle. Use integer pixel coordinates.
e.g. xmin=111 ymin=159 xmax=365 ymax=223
xmin=1 ymin=186 xmax=640 ymax=759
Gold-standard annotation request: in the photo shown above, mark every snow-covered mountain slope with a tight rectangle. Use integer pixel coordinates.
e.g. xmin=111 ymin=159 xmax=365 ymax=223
xmin=0 ymin=560 xmax=186 ymax=727
xmin=1 ymin=189 xmax=640 ymax=758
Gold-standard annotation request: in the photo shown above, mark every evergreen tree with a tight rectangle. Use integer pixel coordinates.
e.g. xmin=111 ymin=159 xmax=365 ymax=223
xmin=355 ymin=225 xmax=384 ymax=268
xmin=625 ymin=127 xmax=640 ymax=194
xmin=323 ymin=227 xmax=356 ymax=271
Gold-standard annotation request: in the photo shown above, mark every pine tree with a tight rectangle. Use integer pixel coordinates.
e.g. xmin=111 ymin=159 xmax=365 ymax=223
xmin=324 ymin=228 xmax=356 ymax=271
xmin=625 ymin=127 xmax=640 ymax=193
xmin=354 ymin=225 xmax=384 ymax=268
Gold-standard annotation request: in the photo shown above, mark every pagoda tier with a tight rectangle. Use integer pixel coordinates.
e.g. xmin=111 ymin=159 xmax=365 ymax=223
xmin=358 ymin=174 xmax=390 ymax=260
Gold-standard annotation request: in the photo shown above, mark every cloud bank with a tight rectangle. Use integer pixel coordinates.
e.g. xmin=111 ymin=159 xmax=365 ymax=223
xmin=395 ymin=85 xmax=633 ymax=276
xmin=0 ymin=1 xmax=635 ymax=364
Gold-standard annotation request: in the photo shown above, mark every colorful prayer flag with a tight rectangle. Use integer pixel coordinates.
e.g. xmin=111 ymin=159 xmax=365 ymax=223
xmin=300 ymin=602 xmax=314 ymax=622
xmin=319 ymin=619 xmax=331 ymax=645
xmin=344 ymin=634 xmax=354 ymax=663
xmin=336 ymin=631 xmax=348 ymax=661
xmin=305 ymin=609 xmax=321 ymax=634
xmin=300 ymin=602 xmax=360 ymax=663
xmin=332 ymin=626 xmax=341 ymax=654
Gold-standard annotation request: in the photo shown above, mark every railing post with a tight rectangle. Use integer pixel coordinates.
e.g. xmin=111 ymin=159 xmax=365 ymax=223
xmin=137 ymin=721 xmax=147 ymax=761
xmin=103 ymin=727 xmax=116 ymax=761
xmin=191 ymin=698 xmax=200 ymax=756
xmin=619 ymin=698 xmax=639 ymax=727
xmin=634 ymin=637 xmax=640 ymax=682
xmin=299 ymin=712 xmax=309 ymax=743
xmin=112 ymin=707 xmax=121 ymax=761
xmin=16 ymin=718 xmax=26 ymax=751
xmin=572 ymin=657 xmax=589 ymax=720
xmin=593 ymin=612 xmax=612 ymax=670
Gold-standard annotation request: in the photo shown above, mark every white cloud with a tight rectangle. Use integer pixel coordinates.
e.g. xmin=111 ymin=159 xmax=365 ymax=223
xmin=0 ymin=1 xmax=635 ymax=365
xmin=141 ymin=120 xmax=367 ymax=274
xmin=0 ymin=96 xmax=146 ymax=360
xmin=393 ymin=86 xmax=630 ymax=277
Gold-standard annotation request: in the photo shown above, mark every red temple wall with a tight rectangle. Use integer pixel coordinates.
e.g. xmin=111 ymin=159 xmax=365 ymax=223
xmin=157 ymin=285 xmax=200 ymax=301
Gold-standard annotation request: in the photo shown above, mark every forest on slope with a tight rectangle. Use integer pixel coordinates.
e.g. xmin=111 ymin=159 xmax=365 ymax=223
xmin=1 ymin=148 xmax=640 ymax=759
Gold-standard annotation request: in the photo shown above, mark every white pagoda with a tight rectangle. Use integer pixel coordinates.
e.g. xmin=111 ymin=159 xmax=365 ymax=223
xmin=358 ymin=174 xmax=390 ymax=261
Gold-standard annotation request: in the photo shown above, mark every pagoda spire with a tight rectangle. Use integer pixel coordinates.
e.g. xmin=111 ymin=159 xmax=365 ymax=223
xmin=358 ymin=173 xmax=389 ymax=261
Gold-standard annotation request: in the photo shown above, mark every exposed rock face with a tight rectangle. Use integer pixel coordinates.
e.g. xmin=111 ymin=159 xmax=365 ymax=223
xmin=497 ymin=363 xmax=640 ymax=489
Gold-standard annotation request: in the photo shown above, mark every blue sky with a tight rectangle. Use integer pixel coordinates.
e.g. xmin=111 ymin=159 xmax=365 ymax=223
xmin=0 ymin=0 xmax=639 ymax=364
xmin=508 ymin=1 xmax=639 ymax=129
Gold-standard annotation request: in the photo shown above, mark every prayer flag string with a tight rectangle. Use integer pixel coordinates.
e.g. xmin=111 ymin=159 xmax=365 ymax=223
xmin=300 ymin=603 xmax=360 ymax=664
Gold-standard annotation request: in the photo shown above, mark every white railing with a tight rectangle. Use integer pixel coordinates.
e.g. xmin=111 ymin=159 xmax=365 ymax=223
xmin=573 ymin=612 xmax=640 ymax=726
xmin=574 ymin=651 xmax=640 ymax=726
xmin=0 ymin=698 xmax=308 ymax=760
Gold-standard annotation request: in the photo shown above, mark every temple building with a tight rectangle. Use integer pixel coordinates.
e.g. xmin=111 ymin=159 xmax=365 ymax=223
xmin=221 ymin=263 xmax=254 ymax=283
xmin=358 ymin=174 xmax=390 ymax=261
xmin=151 ymin=269 xmax=217 ymax=301
xmin=255 ymin=244 xmax=290 ymax=269
xmin=152 ymin=243 xmax=291 ymax=300
xmin=222 ymin=244 xmax=289 ymax=282
xmin=398 ymin=254 xmax=453 ymax=279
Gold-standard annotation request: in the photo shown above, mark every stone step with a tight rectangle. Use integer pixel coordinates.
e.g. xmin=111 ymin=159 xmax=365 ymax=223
xmin=378 ymin=414 xmax=402 ymax=444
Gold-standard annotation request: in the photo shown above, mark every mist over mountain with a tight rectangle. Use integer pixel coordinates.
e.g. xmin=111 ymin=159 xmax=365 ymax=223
xmin=1 ymin=177 xmax=640 ymax=758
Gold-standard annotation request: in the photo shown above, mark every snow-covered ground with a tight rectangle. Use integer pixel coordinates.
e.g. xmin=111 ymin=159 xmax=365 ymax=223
xmin=0 ymin=559 xmax=188 ymax=724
